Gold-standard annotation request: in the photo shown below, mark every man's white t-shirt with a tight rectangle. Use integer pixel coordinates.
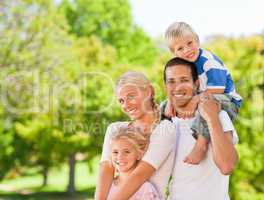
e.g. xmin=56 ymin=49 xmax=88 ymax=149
xmin=101 ymin=119 xmax=177 ymax=199
xmin=168 ymin=111 xmax=238 ymax=200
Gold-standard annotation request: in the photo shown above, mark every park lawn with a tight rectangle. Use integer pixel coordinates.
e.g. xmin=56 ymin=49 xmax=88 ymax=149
xmin=0 ymin=157 xmax=100 ymax=200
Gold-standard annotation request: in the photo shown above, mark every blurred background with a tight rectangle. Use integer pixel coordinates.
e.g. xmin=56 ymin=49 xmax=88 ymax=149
xmin=0 ymin=0 xmax=263 ymax=199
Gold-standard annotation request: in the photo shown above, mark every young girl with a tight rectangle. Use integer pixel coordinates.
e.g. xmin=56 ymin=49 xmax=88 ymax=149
xmin=107 ymin=127 xmax=161 ymax=200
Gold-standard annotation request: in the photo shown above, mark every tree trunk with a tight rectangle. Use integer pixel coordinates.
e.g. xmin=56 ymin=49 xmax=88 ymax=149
xmin=42 ymin=165 xmax=48 ymax=187
xmin=67 ymin=153 xmax=76 ymax=195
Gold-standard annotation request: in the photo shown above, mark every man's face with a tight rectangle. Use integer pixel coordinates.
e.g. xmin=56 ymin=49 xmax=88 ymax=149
xmin=165 ymin=64 xmax=198 ymax=110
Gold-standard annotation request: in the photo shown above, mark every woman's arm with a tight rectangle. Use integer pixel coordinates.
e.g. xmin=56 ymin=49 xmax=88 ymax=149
xmin=94 ymin=161 xmax=115 ymax=200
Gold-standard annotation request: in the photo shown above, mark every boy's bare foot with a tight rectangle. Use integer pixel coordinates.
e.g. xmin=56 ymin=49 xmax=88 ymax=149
xmin=184 ymin=139 xmax=208 ymax=165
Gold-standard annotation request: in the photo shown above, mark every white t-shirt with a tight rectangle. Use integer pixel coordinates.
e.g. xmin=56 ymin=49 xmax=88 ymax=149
xmin=101 ymin=119 xmax=177 ymax=199
xmin=168 ymin=111 xmax=238 ymax=200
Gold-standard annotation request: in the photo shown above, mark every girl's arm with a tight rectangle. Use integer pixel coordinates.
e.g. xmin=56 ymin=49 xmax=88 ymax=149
xmin=94 ymin=161 xmax=115 ymax=200
xmin=108 ymin=161 xmax=155 ymax=200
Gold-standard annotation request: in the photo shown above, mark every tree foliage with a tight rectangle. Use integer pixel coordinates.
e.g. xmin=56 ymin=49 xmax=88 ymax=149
xmin=60 ymin=0 xmax=158 ymax=65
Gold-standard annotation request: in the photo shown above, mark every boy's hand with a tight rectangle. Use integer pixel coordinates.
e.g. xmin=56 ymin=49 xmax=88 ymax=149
xmin=198 ymin=93 xmax=220 ymax=122
xmin=165 ymin=99 xmax=176 ymax=118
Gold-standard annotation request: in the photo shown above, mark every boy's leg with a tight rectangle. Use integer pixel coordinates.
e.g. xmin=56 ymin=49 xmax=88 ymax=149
xmin=191 ymin=94 xmax=239 ymax=140
xmin=213 ymin=94 xmax=239 ymax=121
xmin=191 ymin=111 xmax=210 ymax=140
xmin=186 ymin=94 xmax=239 ymax=165
xmin=184 ymin=134 xmax=208 ymax=164
xmin=186 ymin=108 xmax=210 ymax=164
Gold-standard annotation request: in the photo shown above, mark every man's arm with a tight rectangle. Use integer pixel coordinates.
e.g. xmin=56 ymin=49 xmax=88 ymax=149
xmin=108 ymin=161 xmax=155 ymax=200
xmin=94 ymin=161 xmax=115 ymax=200
xmin=199 ymin=95 xmax=238 ymax=175
xmin=207 ymin=117 xmax=238 ymax=175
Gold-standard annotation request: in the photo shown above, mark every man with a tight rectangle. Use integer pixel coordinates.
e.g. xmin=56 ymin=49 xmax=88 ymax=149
xmin=164 ymin=57 xmax=238 ymax=200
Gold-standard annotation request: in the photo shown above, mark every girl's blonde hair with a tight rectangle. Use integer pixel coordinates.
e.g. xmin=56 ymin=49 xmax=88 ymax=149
xmin=111 ymin=126 xmax=149 ymax=155
xmin=165 ymin=22 xmax=200 ymax=51
xmin=115 ymin=71 xmax=159 ymax=116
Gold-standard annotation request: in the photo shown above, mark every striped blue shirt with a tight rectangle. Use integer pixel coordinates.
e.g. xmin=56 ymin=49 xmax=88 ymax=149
xmin=194 ymin=48 xmax=242 ymax=107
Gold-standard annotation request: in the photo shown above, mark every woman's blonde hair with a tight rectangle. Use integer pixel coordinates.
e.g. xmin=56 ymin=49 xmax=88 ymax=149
xmin=110 ymin=126 xmax=149 ymax=155
xmin=165 ymin=22 xmax=200 ymax=51
xmin=115 ymin=71 xmax=159 ymax=115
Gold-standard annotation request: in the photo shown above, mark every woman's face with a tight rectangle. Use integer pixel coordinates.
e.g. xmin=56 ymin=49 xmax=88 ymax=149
xmin=116 ymin=84 xmax=150 ymax=120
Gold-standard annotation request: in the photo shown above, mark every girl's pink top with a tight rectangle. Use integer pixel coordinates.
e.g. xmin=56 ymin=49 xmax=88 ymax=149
xmin=107 ymin=181 xmax=161 ymax=200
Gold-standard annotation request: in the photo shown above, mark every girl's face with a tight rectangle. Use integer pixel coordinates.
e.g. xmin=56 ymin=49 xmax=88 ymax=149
xmin=171 ymin=35 xmax=200 ymax=62
xmin=111 ymin=138 xmax=141 ymax=173
xmin=116 ymin=84 xmax=150 ymax=120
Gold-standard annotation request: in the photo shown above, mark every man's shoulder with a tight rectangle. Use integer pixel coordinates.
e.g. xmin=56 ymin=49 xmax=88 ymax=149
xmin=152 ymin=119 xmax=176 ymax=142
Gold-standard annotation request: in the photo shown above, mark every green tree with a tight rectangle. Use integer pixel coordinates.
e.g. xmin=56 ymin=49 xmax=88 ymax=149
xmin=0 ymin=0 xmax=127 ymax=194
xmin=60 ymin=0 xmax=158 ymax=65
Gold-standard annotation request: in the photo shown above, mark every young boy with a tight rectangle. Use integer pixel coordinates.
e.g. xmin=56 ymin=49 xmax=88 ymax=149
xmin=163 ymin=22 xmax=242 ymax=164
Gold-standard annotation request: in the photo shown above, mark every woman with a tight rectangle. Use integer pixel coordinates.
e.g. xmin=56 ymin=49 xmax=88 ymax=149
xmin=95 ymin=71 xmax=176 ymax=200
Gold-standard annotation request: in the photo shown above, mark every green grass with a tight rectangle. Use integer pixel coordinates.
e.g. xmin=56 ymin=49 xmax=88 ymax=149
xmin=0 ymin=157 xmax=100 ymax=200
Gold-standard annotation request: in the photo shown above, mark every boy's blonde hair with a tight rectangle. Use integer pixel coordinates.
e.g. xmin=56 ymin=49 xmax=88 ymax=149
xmin=110 ymin=126 xmax=149 ymax=155
xmin=165 ymin=22 xmax=200 ymax=51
